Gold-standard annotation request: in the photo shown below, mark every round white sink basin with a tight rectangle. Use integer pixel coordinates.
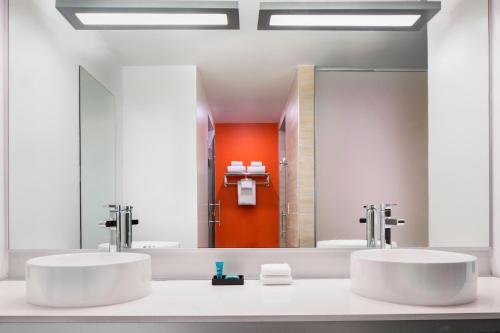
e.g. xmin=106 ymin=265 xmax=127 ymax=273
xmin=350 ymin=249 xmax=477 ymax=306
xmin=26 ymin=253 xmax=151 ymax=307
xmin=98 ymin=241 xmax=180 ymax=250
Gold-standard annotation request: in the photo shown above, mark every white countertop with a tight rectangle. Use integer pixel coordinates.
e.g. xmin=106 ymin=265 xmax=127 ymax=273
xmin=1 ymin=278 xmax=500 ymax=323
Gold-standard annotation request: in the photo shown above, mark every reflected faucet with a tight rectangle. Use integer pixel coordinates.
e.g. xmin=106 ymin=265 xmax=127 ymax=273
xmin=360 ymin=203 xmax=405 ymax=248
xmin=380 ymin=203 xmax=405 ymax=248
xmin=122 ymin=206 xmax=135 ymax=249
xmin=98 ymin=205 xmax=139 ymax=252
xmin=360 ymin=205 xmax=377 ymax=248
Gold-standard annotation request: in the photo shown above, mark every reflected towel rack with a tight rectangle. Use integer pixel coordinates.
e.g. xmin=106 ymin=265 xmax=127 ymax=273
xmin=224 ymin=173 xmax=270 ymax=187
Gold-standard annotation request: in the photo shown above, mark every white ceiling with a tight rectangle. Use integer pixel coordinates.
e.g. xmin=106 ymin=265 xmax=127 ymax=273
xmin=97 ymin=1 xmax=428 ymax=123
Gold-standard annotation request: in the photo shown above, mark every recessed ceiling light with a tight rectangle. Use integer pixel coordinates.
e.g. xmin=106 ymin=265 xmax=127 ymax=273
xmin=56 ymin=0 xmax=239 ymax=30
xmin=269 ymin=14 xmax=421 ymax=28
xmin=258 ymin=1 xmax=441 ymax=31
xmin=75 ymin=13 xmax=229 ymax=26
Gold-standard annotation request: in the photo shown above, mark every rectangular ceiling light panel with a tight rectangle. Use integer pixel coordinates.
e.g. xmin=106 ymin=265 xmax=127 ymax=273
xmin=56 ymin=0 xmax=239 ymax=30
xmin=75 ymin=13 xmax=229 ymax=26
xmin=258 ymin=1 xmax=441 ymax=31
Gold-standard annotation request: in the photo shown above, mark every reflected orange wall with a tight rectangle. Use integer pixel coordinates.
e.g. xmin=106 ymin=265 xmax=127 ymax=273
xmin=215 ymin=124 xmax=279 ymax=248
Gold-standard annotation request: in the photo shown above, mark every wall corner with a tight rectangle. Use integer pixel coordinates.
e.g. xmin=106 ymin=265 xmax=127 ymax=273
xmin=0 ymin=0 xmax=9 ymax=279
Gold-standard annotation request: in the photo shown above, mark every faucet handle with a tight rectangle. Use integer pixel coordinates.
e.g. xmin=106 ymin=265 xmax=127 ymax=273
xmin=98 ymin=220 xmax=117 ymax=228
xmin=104 ymin=204 xmax=121 ymax=213
xmin=385 ymin=218 xmax=406 ymax=226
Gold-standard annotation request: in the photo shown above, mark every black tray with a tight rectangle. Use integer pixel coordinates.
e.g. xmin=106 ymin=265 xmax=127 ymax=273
xmin=211 ymin=275 xmax=244 ymax=285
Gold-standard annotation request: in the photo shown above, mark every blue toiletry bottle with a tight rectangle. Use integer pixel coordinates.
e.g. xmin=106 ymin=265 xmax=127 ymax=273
xmin=215 ymin=261 xmax=224 ymax=279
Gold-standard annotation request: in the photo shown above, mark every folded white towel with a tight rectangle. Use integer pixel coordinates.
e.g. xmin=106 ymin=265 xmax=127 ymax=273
xmin=228 ymin=165 xmax=245 ymax=173
xmin=261 ymin=263 xmax=291 ymax=276
xmin=260 ymin=274 xmax=293 ymax=285
xmin=251 ymin=161 xmax=263 ymax=166
xmin=247 ymin=165 xmax=266 ymax=174
xmin=231 ymin=161 xmax=243 ymax=166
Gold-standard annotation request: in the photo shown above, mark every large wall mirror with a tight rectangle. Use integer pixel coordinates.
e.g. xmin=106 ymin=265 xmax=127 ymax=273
xmin=8 ymin=0 xmax=490 ymax=250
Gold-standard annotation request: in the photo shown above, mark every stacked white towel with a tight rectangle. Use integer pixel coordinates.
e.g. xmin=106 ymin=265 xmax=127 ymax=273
xmin=260 ymin=263 xmax=292 ymax=285
xmin=227 ymin=165 xmax=246 ymax=173
xmin=231 ymin=161 xmax=244 ymax=166
xmin=250 ymin=161 xmax=263 ymax=166
xmin=247 ymin=165 xmax=266 ymax=174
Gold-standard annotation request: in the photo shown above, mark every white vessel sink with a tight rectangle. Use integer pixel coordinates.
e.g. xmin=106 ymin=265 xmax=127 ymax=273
xmin=351 ymin=249 xmax=477 ymax=306
xmin=98 ymin=241 xmax=180 ymax=250
xmin=26 ymin=252 xmax=151 ymax=307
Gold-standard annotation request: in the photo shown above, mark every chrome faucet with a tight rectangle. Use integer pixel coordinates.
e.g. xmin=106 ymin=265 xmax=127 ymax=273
xmin=360 ymin=203 xmax=405 ymax=248
xmin=99 ymin=205 xmax=139 ymax=252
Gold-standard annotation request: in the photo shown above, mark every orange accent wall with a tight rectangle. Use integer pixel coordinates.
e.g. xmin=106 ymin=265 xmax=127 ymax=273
xmin=215 ymin=123 xmax=279 ymax=248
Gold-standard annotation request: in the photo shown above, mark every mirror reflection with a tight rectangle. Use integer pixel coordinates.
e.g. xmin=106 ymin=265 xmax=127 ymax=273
xmin=79 ymin=67 xmax=116 ymax=249
xmin=316 ymin=71 xmax=428 ymax=248
xmin=8 ymin=0 xmax=490 ymax=249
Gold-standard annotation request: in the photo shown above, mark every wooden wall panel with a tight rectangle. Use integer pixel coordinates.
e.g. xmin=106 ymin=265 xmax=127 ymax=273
xmin=297 ymin=66 xmax=315 ymax=247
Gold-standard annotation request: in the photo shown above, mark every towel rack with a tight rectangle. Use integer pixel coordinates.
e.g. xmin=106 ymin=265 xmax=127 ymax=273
xmin=224 ymin=173 xmax=270 ymax=187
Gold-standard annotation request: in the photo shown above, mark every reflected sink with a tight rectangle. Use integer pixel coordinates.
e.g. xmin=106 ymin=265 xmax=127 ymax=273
xmin=317 ymin=239 xmax=367 ymax=248
xmin=350 ymin=249 xmax=477 ymax=306
xmin=98 ymin=241 xmax=180 ymax=250
xmin=26 ymin=253 xmax=151 ymax=307
xmin=317 ymin=239 xmax=397 ymax=249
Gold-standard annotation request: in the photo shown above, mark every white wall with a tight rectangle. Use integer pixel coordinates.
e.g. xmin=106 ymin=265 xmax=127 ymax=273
xmin=428 ymin=0 xmax=490 ymax=247
xmin=8 ymin=0 xmax=122 ymax=249
xmin=196 ymin=71 xmax=214 ymax=248
xmin=0 ymin=0 xmax=8 ymax=277
xmin=491 ymin=0 xmax=500 ymax=275
xmin=121 ymin=66 xmax=199 ymax=248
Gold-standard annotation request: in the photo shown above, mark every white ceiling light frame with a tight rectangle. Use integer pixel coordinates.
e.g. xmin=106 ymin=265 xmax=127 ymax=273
xmin=257 ymin=1 xmax=441 ymax=31
xmin=56 ymin=0 xmax=240 ymax=30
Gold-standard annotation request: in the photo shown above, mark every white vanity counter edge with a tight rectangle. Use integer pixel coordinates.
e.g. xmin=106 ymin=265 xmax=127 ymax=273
xmin=1 ymin=278 xmax=500 ymax=323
